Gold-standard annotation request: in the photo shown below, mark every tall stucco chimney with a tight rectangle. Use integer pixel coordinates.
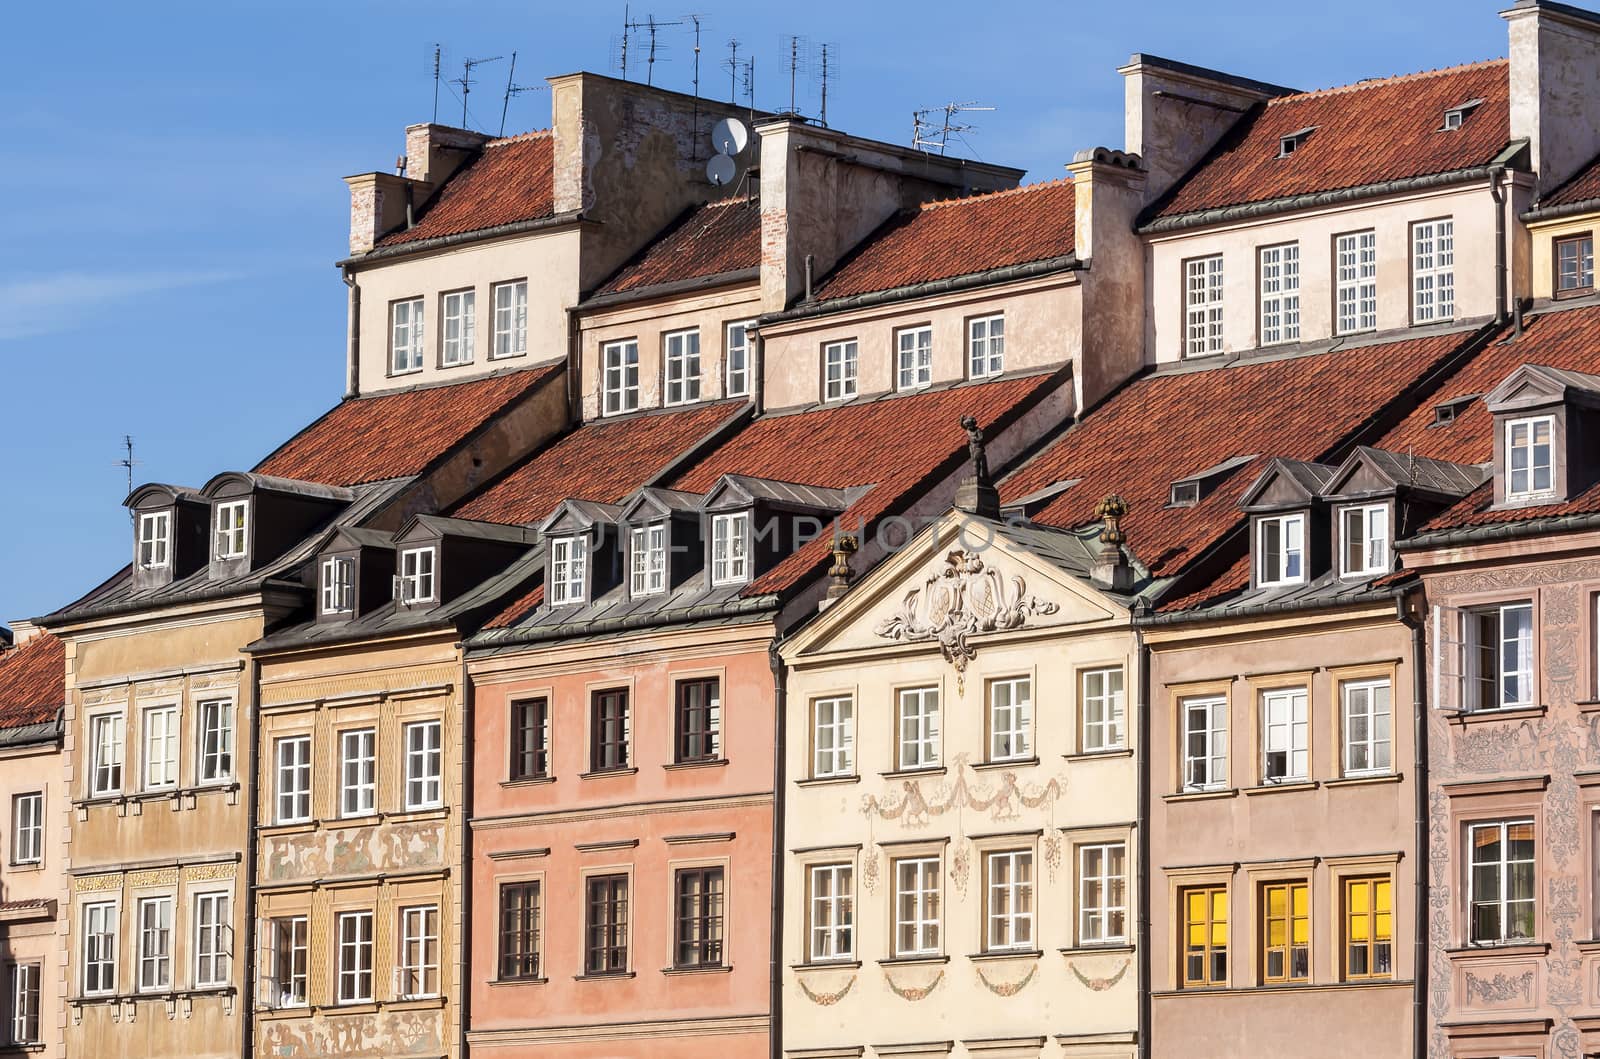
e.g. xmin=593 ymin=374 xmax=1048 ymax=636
xmin=1067 ymin=148 xmax=1149 ymax=403
xmin=1502 ymin=0 xmax=1600 ymax=197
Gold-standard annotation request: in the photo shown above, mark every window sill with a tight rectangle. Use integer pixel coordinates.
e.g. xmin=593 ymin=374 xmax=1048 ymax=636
xmin=572 ymin=972 xmax=636 ymax=982
xmin=331 ymin=814 xmax=382 ymax=829
xmin=488 ymin=976 xmax=547 ymax=986
xmin=972 ymin=757 xmax=1039 ymax=772
xmin=661 ymin=964 xmax=732 ymax=976
xmin=968 ymin=949 xmax=1043 ymax=963
xmin=1063 ymin=748 xmax=1133 ymax=762
xmin=500 ymin=776 xmax=555 ymax=788
xmin=1450 ymin=705 xmax=1547 ymax=725
xmin=385 ymin=996 xmax=446 ymax=1011
xmin=4 ymin=862 xmax=42 ymax=874
xmin=1242 ymin=781 xmax=1318 ymax=797
xmin=880 ymin=766 xmax=947 ymax=780
xmin=260 ymin=819 xmax=318 ymax=836
xmin=580 ymin=768 xmax=639 ymax=780
xmin=1325 ymin=772 xmax=1402 ymax=788
xmin=319 ymin=1001 xmax=378 ymax=1014
xmin=663 ymin=759 xmax=727 ymax=772
xmin=1574 ymin=938 xmax=1600 ymax=954
xmin=256 ymin=1005 xmax=312 ymax=1019
xmin=878 ymin=954 xmax=949 ymax=967
xmin=797 ymin=775 xmax=860 ymax=788
xmin=791 ymin=960 xmax=860 ymax=971
xmin=1164 ymin=788 xmax=1238 ymax=803
xmin=1445 ymin=942 xmax=1549 ymax=958
xmin=1058 ymin=943 xmax=1135 ymax=958
xmin=1554 ymin=287 xmax=1595 ymax=301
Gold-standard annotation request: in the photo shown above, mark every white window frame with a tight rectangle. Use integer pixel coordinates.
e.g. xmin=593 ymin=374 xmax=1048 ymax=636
xmin=197 ymin=699 xmax=234 ymax=785
xmin=1260 ymin=687 xmax=1308 ymax=784
xmin=275 ymin=735 xmax=311 ymax=824
xmin=404 ymin=720 xmax=443 ymax=810
xmin=1079 ymin=842 xmax=1127 ymax=945
xmin=214 ymin=500 xmax=248 ymax=560
xmin=1184 ymin=254 xmax=1224 ymax=356
xmin=399 ymin=546 xmax=436 ymax=605
xmin=1467 ymin=819 xmax=1536 ymax=946
xmin=391 ymin=297 xmax=425 ymax=374
xmin=823 ymin=339 xmax=858 ymax=402
xmin=1258 ymin=243 xmax=1300 ymax=346
xmin=8 ymin=962 xmax=39 ymax=1045
xmin=1335 ymin=230 xmax=1377 ymax=335
xmin=336 ymin=911 xmax=374 ymax=1003
xmin=663 ymin=328 xmax=702 ymax=406
xmin=725 ymin=320 xmax=752 ymax=397
xmin=893 ymin=856 xmax=941 ymax=957
xmin=491 ymin=280 xmax=528 ymax=359
xmin=339 ymin=728 xmax=376 ymax=818
xmin=263 ymin=916 xmax=308 ymax=1009
xmin=398 ymin=905 xmax=440 ymax=999
xmin=711 ymin=512 xmax=749 ymax=586
xmin=321 ymin=555 xmax=354 ymax=614
xmin=988 ymin=677 xmax=1033 ymax=762
xmin=1182 ymin=696 xmax=1228 ymax=791
xmin=440 ymin=288 xmax=476 ymax=366
xmin=1256 ymin=513 xmax=1306 ymax=587
xmin=89 ymin=712 xmax=123 ymax=797
xmin=1342 ymin=679 xmax=1392 ymax=776
xmin=81 ymin=901 xmax=118 ymax=997
xmin=630 ymin=523 xmax=667 ymax=597
xmin=193 ymin=892 xmax=230 ymax=988
xmin=1340 ymin=504 xmax=1390 ymax=578
xmin=602 ymin=339 xmax=640 ymax=415
xmin=896 ymin=326 xmax=934 ymax=391
xmin=1465 ymin=601 xmax=1536 ymax=711
xmin=137 ymin=895 xmax=173 ymax=992
xmin=1081 ymin=667 xmax=1126 ymax=752
xmin=550 ymin=536 xmax=587 ymax=605
xmin=1505 ymin=415 xmax=1555 ymax=500
xmin=985 ymin=849 xmax=1034 ymax=951
xmin=808 ymin=864 xmax=854 ymax=962
xmin=137 ymin=511 xmax=170 ymax=570
xmin=968 ymin=313 xmax=1005 ymax=378
xmin=142 ymin=704 xmax=179 ymax=791
xmin=10 ymin=793 xmax=41 ymax=866
xmin=896 ymin=686 xmax=941 ymax=770
xmin=1412 ymin=218 xmax=1455 ymax=324
xmin=811 ymin=696 xmax=854 ymax=778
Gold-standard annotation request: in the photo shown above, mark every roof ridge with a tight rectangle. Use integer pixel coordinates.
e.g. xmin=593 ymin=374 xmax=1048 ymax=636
xmin=1266 ymin=56 xmax=1506 ymax=105
xmin=918 ymin=176 xmax=1075 ymax=212
xmin=485 ymin=128 xmax=553 ymax=146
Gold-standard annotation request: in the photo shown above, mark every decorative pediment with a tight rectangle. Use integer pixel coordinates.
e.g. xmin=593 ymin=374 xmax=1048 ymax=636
xmin=1485 ymin=363 xmax=1600 ymax=415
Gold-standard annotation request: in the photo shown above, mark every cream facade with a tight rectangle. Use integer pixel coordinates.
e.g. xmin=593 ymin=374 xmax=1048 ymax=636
xmin=779 ymin=511 xmax=1139 ymax=1059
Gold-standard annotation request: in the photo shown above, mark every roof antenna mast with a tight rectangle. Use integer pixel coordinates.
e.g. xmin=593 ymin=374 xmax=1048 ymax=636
xmin=455 ymin=55 xmax=504 ymax=129
xmin=432 ymin=44 xmax=442 ymax=123
xmin=817 ymin=42 xmax=837 ymax=127
xmin=117 ymin=435 xmax=141 ymax=515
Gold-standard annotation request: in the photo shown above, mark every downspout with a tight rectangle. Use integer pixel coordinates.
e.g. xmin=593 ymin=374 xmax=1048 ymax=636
xmin=241 ymin=655 xmax=264 ymax=1059
xmin=752 ymin=325 xmax=767 ymax=417
xmin=342 ymin=267 xmax=361 ymax=398
xmin=1136 ymin=626 xmax=1152 ymax=1059
xmin=458 ymin=653 xmax=475 ymax=1059
xmin=1490 ymin=166 xmax=1508 ymax=325
xmin=767 ymin=640 xmax=787 ymax=1059
xmin=566 ymin=308 xmax=583 ymax=426
xmin=1399 ymin=594 xmax=1428 ymax=1059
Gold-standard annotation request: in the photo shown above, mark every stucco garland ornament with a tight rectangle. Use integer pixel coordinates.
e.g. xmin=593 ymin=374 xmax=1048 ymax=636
xmin=883 ymin=967 xmax=945 ymax=1001
xmin=974 ymin=962 xmax=1037 ymax=997
xmin=1069 ymin=959 xmax=1130 ymax=991
xmin=797 ymin=973 xmax=857 ymax=1006
xmin=873 ymin=549 xmax=1058 ymax=694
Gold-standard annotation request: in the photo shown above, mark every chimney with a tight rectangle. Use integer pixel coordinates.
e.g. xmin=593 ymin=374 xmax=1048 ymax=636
xmin=954 ymin=416 xmax=1001 ymax=520
xmin=1117 ymin=53 xmax=1293 ymax=204
xmin=1090 ymin=495 xmax=1135 ymax=593
xmin=5 ymin=620 xmax=41 ymax=646
xmin=1067 ymin=148 xmax=1149 ymax=404
xmin=404 ymin=123 xmax=490 ymax=186
xmin=341 ymin=123 xmax=489 ymax=257
xmin=1503 ymin=0 xmax=1600 ymax=196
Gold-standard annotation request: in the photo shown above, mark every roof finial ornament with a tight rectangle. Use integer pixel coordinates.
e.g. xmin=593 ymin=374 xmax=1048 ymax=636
xmin=822 ymin=532 xmax=859 ymax=608
xmin=955 ymin=416 xmax=1001 ymax=520
xmin=1091 ymin=494 xmax=1135 ymax=593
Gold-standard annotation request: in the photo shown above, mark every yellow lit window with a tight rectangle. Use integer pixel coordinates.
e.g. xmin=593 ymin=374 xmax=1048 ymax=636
xmin=1261 ymin=881 xmax=1309 ymax=983
xmin=1182 ymin=886 xmax=1228 ymax=987
xmin=1345 ymin=876 xmax=1393 ymax=980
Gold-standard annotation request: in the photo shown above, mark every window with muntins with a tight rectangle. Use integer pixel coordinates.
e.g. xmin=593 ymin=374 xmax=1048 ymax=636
xmin=1081 ymin=667 xmax=1125 ymax=752
xmin=336 ymin=911 xmax=373 ymax=1002
xmin=602 ymin=339 xmax=640 ymax=414
xmin=404 ymin=720 xmax=442 ymax=809
xmin=1079 ymin=843 xmax=1127 ymax=944
xmin=399 ymin=905 xmax=439 ymax=998
xmin=197 ymin=699 xmax=233 ymax=784
xmin=399 ymin=547 xmax=436 ymax=604
xmin=808 ymin=864 xmax=853 ymax=961
xmin=664 ymin=329 xmax=702 ymax=405
xmin=711 ymin=512 xmax=748 ymax=585
xmin=1335 ymin=231 xmax=1377 ymax=335
xmin=985 ymin=850 xmax=1034 ymax=951
xmin=674 ymin=867 xmax=726 ymax=968
xmin=193 ymin=892 xmax=230 ymax=988
xmin=725 ymin=320 xmax=751 ymax=397
xmin=897 ymin=326 xmax=934 ymax=390
xmin=339 ymin=728 xmax=376 ymax=817
xmin=1413 ymin=219 xmax=1455 ymax=323
xmin=1260 ymin=688 xmax=1308 ymax=783
xmin=492 ymin=280 xmax=528 ymax=359
xmin=8 ymin=963 xmax=39 ymax=1045
xmin=1182 ymin=696 xmax=1227 ymax=791
xmin=82 ymin=902 xmax=117 ymax=996
xmin=441 ymin=289 xmax=476 ymax=366
xmin=1505 ymin=415 xmax=1555 ymax=500
xmin=590 ymin=689 xmax=630 ymax=772
xmin=896 ymin=686 xmax=941 ymax=770
xmin=1181 ymin=886 xmax=1228 ymax=987
xmin=266 ymin=916 xmax=308 ymax=1007
xmin=824 ymin=340 xmax=858 ymax=402
xmin=1344 ymin=876 xmax=1393 ymax=980
xmin=1465 ymin=601 xmax=1535 ymax=711
xmin=893 ymin=857 xmax=940 ymax=957
xmin=1340 ymin=504 xmax=1389 ymax=577
xmin=143 ymin=705 xmax=178 ymax=791
xmin=499 ymin=882 xmax=541 ymax=979
xmin=585 ymin=874 xmax=630 ymax=974
xmin=812 ymin=696 xmax=854 ymax=778
xmin=550 ymin=536 xmax=587 ymax=605
xmin=1256 ymin=513 xmax=1305 ymax=586
xmin=138 ymin=511 xmax=170 ymax=570
xmin=1557 ymin=234 xmax=1594 ymax=295
xmin=630 ymin=524 xmax=667 ymax=596
xmin=1259 ymin=244 xmax=1300 ymax=345
xmin=1469 ymin=819 xmax=1536 ymax=945
xmin=1260 ymin=881 xmax=1309 ymax=983
xmin=137 ymin=895 xmax=172 ymax=991
xmin=10 ymin=793 xmax=41 ymax=866
xmin=391 ymin=297 xmax=424 ymax=373
xmin=1185 ymin=255 xmax=1224 ymax=356
xmin=969 ymin=314 xmax=1005 ymax=378
xmin=215 ymin=500 xmax=248 ymax=560
xmin=988 ymin=677 xmax=1032 ymax=761
xmin=675 ymin=678 xmax=721 ymax=763
xmin=321 ymin=556 xmax=354 ymax=614
xmin=510 ymin=698 xmax=549 ymax=781
xmin=90 ymin=713 xmax=123 ymax=796
xmin=1342 ymin=679 xmax=1392 ymax=775
xmin=275 ymin=735 xmax=311 ymax=823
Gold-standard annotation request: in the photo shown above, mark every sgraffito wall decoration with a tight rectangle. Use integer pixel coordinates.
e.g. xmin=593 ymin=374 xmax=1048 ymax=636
xmin=265 ymin=820 xmax=445 ymax=882
xmin=258 ymin=1007 xmax=442 ymax=1058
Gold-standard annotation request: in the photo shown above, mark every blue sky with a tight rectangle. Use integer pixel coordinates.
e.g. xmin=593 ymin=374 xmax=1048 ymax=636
xmin=0 ymin=0 xmax=1520 ymax=624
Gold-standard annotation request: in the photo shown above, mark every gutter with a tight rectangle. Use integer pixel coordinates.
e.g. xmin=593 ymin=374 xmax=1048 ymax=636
xmin=1135 ymin=627 xmax=1152 ymax=1059
xmin=467 ymin=594 xmax=780 ymax=651
xmin=336 ymin=210 xmax=586 ymax=268
xmin=577 ymin=267 xmax=760 ymax=312
xmin=761 ymin=254 xmax=1081 ymax=325
xmin=767 ymin=640 xmax=787 ymax=1059
xmin=1522 ymin=195 xmax=1600 ymax=223
xmin=1399 ymin=594 xmax=1428 ymax=1059
xmin=1398 ymin=508 xmax=1600 ymax=550
xmin=1134 ymin=581 xmax=1411 ymax=627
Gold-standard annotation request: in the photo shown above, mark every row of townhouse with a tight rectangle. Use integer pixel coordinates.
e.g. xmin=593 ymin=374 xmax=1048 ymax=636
xmin=8 ymin=3 xmax=1600 ymax=1059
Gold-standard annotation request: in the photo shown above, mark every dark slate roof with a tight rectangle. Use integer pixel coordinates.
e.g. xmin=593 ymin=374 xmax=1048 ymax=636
xmin=1339 ymin=446 xmax=1486 ymax=497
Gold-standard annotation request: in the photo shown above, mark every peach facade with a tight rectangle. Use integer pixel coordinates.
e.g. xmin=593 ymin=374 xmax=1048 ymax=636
xmin=0 ymin=716 xmax=62 ymax=1057
xmin=466 ymin=620 xmax=777 ymax=1057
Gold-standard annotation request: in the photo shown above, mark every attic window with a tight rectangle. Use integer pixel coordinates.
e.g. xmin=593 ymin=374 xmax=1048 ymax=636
xmin=1432 ymin=393 xmax=1482 ymax=427
xmin=1168 ymin=455 xmax=1258 ymax=508
xmin=1442 ymin=100 xmax=1482 ymax=132
xmin=1277 ymin=128 xmax=1315 ymax=158
xmin=711 ymin=513 xmax=750 ymax=586
xmin=321 ymin=556 xmax=354 ymax=615
xmin=215 ymin=501 xmax=249 ymax=560
xmin=630 ymin=524 xmax=667 ymax=597
xmin=550 ymin=537 xmax=587 ymax=605
xmin=1169 ymin=481 xmax=1201 ymax=507
xmin=398 ymin=547 xmax=436 ymax=605
xmin=138 ymin=512 xmax=171 ymax=571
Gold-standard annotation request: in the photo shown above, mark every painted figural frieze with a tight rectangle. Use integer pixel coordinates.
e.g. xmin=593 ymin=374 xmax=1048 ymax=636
xmin=265 ymin=820 xmax=445 ymax=881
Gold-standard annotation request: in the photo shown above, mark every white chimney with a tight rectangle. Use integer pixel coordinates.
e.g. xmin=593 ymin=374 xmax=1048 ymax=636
xmin=1503 ymin=0 xmax=1600 ymax=197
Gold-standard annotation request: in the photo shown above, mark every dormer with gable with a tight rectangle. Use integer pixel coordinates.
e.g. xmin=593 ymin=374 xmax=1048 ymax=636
xmin=198 ymin=472 xmax=354 ymax=580
xmin=1238 ymin=458 xmax=1337 ymax=590
xmin=616 ymin=487 xmax=703 ymax=600
xmin=1484 ymin=362 xmax=1600 ymax=507
xmin=697 ymin=474 xmax=863 ymax=590
xmin=539 ymin=500 xmax=624 ymax=608
xmin=391 ymin=515 xmax=532 ymax=611
xmin=1319 ymin=446 xmax=1486 ymax=577
xmin=125 ymin=483 xmax=210 ymax=591
xmin=312 ymin=527 xmax=396 ymax=622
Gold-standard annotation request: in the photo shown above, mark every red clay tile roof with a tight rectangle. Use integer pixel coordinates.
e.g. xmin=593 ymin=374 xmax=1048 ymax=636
xmin=812 ymin=180 xmax=1076 ymax=301
xmin=484 ymin=584 xmax=543 ymax=630
xmin=1152 ymin=60 xmax=1510 ymax=220
xmin=0 ymin=634 xmax=63 ymax=730
xmin=450 ymin=401 xmax=748 ymax=525
xmin=254 ymin=365 xmax=561 ymax=487
xmin=671 ymin=374 xmax=1058 ymax=595
xmin=1540 ymin=150 xmax=1600 ymax=209
xmin=373 ymin=131 xmax=556 ymax=249
xmin=1000 ymin=332 xmax=1477 ymax=585
xmin=596 ymin=196 xmax=761 ymax=296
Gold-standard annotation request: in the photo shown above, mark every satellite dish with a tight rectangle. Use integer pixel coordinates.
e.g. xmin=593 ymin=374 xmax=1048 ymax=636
xmin=706 ymin=154 xmax=737 ymax=187
xmin=712 ymin=118 xmax=749 ymax=157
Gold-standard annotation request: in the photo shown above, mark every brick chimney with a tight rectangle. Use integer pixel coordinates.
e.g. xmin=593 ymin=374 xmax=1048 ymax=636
xmin=1503 ymin=0 xmax=1600 ymax=196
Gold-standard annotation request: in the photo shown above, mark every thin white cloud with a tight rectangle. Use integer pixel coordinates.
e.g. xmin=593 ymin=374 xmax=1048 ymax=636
xmin=0 ymin=270 xmax=243 ymax=341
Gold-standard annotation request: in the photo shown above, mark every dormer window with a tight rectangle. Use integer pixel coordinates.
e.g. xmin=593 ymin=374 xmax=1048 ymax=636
xmin=138 ymin=512 xmax=171 ymax=570
xmin=1257 ymin=514 xmax=1305 ymax=587
xmin=1339 ymin=504 xmax=1389 ymax=578
xmin=399 ymin=547 xmax=436 ymax=604
xmin=630 ymin=525 xmax=667 ymax=596
xmin=1505 ymin=415 xmax=1554 ymax=500
xmin=711 ymin=513 xmax=749 ymax=586
xmin=1442 ymin=100 xmax=1482 ymax=131
xmin=321 ymin=556 xmax=354 ymax=615
xmin=550 ymin=537 xmax=587 ymax=605
xmin=1277 ymin=127 xmax=1314 ymax=158
xmin=1169 ymin=481 xmax=1201 ymax=507
xmin=215 ymin=501 xmax=248 ymax=560
xmin=1432 ymin=394 xmax=1481 ymax=427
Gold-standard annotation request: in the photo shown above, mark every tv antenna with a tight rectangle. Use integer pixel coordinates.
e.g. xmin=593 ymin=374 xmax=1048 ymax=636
xmin=498 ymin=52 xmax=546 ymax=136
xmin=913 ymin=101 xmax=993 ymax=156
xmin=431 ymin=44 xmax=443 ymax=123
xmin=779 ymin=34 xmax=811 ymax=116
xmin=722 ymin=39 xmax=751 ymax=105
xmin=815 ymin=42 xmax=838 ymax=127
xmin=687 ymin=14 xmax=704 ymax=98
xmin=116 ymin=435 xmax=141 ymax=511
xmin=617 ymin=10 xmax=683 ymax=85
xmin=454 ymin=55 xmax=503 ymax=128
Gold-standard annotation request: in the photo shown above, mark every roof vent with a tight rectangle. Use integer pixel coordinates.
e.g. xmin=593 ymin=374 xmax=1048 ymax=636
xmin=1442 ymin=100 xmax=1483 ymax=132
xmin=1431 ymin=393 xmax=1483 ymax=427
xmin=1277 ymin=127 xmax=1316 ymax=158
xmin=1168 ymin=454 xmax=1259 ymax=508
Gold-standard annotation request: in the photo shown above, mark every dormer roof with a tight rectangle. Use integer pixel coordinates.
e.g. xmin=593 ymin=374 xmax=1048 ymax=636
xmin=1323 ymin=445 xmax=1486 ymax=501
xmin=396 ymin=514 xmax=534 ymax=546
xmin=618 ymin=487 xmax=703 ymax=524
xmin=1238 ymin=458 xmax=1338 ymax=511
xmin=699 ymin=473 xmax=863 ymax=513
xmin=539 ymin=499 xmax=624 ymax=536
xmin=123 ymin=483 xmax=204 ymax=508
xmin=322 ymin=526 xmax=395 ymax=552
xmin=1483 ymin=363 xmax=1600 ymax=414
xmin=199 ymin=471 xmax=355 ymax=503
